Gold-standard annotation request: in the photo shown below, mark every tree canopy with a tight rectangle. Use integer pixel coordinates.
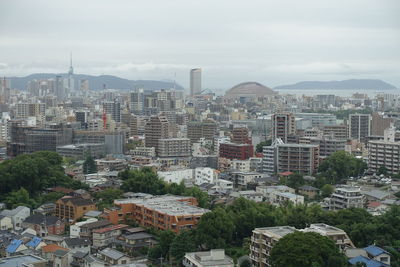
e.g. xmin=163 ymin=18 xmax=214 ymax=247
xmin=270 ymin=232 xmax=346 ymax=267
xmin=0 ymin=151 xmax=88 ymax=208
xmin=318 ymin=151 xmax=367 ymax=183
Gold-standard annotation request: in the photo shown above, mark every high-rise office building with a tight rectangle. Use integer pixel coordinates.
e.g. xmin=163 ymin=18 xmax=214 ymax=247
xmin=55 ymin=75 xmax=65 ymax=100
xmin=349 ymin=114 xmax=371 ymax=142
xmin=103 ymin=100 xmax=121 ymax=123
xmin=271 ymin=113 xmax=296 ymax=143
xmin=130 ymin=88 xmax=145 ymax=114
xmin=190 ymin=68 xmax=202 ymax=96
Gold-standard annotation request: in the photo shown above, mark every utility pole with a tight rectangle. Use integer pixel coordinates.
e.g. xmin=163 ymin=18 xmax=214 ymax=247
xmin=159 ymin=255 xmax=164 ymax=267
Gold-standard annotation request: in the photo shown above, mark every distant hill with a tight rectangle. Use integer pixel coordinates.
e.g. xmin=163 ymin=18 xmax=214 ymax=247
xmin=274 ymin=79 xmax=397 ymax=90
xmin=8 ymin=73 xmax=184 ymax=91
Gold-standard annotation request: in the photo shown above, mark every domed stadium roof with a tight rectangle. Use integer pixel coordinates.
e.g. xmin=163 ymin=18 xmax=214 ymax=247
xmin=225 ymin=82 xmax=276 ymax=99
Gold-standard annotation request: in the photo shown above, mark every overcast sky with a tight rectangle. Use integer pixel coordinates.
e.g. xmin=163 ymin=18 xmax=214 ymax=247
xmin=1 ymin=0 xmax=399 ymax=89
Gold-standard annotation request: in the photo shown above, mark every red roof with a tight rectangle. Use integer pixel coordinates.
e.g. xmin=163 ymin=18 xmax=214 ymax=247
xmin=49 ymin=187 xmax=74 ymax=194
xmin=368 ymin=201 xmax=382 ymax=208
xmin=279 ymin=171 xmax=294 ymax=177
xmin=42 ymin=244 xmax=69 ymax=253
xmin=93 ymin=224 xmax=128 ymax=234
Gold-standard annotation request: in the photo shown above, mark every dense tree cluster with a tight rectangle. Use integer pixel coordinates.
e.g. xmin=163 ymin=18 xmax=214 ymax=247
xmin=270 ymin=232 xmax=346 ymax=267
xmin=318 ymin=151 xmax=367 ymax=183
xmin=145 ymin=198 xmax=400 ymax=266
xmin=119 ymin=167 xmax=210 ymax=208
xmin=0 ymin=151 xmax=88 ymax=208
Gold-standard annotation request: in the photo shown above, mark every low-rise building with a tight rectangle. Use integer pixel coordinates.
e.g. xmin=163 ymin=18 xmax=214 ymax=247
xmin=329 ymin=186 xmax=365 ymax=210
xmin=183 ymin=249 xmax=234 ymax=267
xmin=99 ymin=248 xmax=131 ymax=265
xmin=0 ymin=206 xmax=30 ymax=230
xmin=92 ymin=224 xmax=128 ymax=248
xmin=54 ymin=197 xmax=97 ymax=222
xmin=302 ymin=223 xmax=355 ymax=250
xmin=22 ymin=213 xmax=65 ymax=236
xmin=271 ymin=192 xmax=304 ymax=206
xmin=103 ymin=195 xmax=210 ymax=233
xmin=195 ymin=167 xmax=219 ymax=185
xmin=298 ymin=185 xmax=320 ymax=199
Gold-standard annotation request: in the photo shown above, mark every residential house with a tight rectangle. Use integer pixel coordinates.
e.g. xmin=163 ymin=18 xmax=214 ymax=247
xmin=0 ymin=255 xmax=47 ymax=266
xmin=0 ymin=206 xmax=30 ymax=230
xmin=92 ymin=224 xmax=129 ymax=248
xmin=79 ymin=220 xmax=112 ymax=239
xmin=98 ymin=248 xmax=131 ymax=265
xmin=298 ymin=185 xmax=320 ymax=199
xmin=116 ymin=232 xmax=157 ymax=252
xmin=22 ymin=213 xmax=65 ymax=236
xmin=83 ymin=254 xmax=107 ymax=267
xmin=364 ymin=245 xmax=391 ymax=266
xmin=41 ymin=243 xmax=70 ymax=263
xmin=0 ymin=215 xmax=12 ymax=230
xmin=61 ymin=237 xmax=91 ymax=254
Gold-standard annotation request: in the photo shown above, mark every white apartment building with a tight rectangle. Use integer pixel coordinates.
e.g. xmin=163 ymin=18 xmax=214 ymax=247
xmin=329 ymin=186 xmax=365 ymax=210
xmin=231 ymin=159 xmax=251 ymax=172
xmin=250 ymin=224 xmax=354 ymax=267
xmin=270 ymin=192 xmax=304 ymax=206
xmin=195 ymin=167 xmax=219 ymax=185
xmin=158 ymin=169 xmax=194 ymax=184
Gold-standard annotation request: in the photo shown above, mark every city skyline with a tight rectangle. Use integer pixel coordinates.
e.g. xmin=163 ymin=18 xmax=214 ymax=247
xmin=0 ymin=0 xmax=399 ymax=89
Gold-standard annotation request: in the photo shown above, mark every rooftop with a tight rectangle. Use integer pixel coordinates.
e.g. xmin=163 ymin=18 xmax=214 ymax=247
xmin=254 ymin=226 xmax=297 ymax=239
xmin=115 ymin=195 xmax=210 ymax=216
xmin=93 ymin=224 xmax=128 ymax=234
xmin=100 ymin=247 xmax=127 ymax=260
xmin=0 ymin=255 xmax=46 ymax=267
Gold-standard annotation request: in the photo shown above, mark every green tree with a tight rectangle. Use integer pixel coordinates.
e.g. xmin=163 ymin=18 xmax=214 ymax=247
xmin=377 ymin=165 xmax=388 ymax=176
xmin=83 ymin=154 xmax=97 ymax=174
xmin=321 ymin=184 xmax=334 ymax=198
xmin=120 ymin=168 xmax=166 ymax=195
xmin=183 ymin=186 xmax=210 ymax=208
xmin=318 ymin=151 xmax=367 ymax=183
xmin=196 ymin=207 xmax=235 ymax=249
xmin=256 ymin=139 xmax=272 ymax=153
xmin=5 ymin=188 xmax=37 ymax=209
xmin=170 ymin=231 xmax=197 ymax=262
xmin=159 ymin=230 xmax=176 ymax=258
xmin=270 ymin=232 xmax=345 ymax=267
xmin=95 ymin=188 xmax=123 ymax=210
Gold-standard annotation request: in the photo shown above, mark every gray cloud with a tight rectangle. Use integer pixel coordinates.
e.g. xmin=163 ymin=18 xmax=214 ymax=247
xmin=0 ymin=0 xmax=399 ymax=88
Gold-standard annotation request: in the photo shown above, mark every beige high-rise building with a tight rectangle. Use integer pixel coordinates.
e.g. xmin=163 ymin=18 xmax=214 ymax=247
xmin=190 ymin=68 xmax=202 ymax=96
xmin=371 ymin=112 xmax=393 ymax=136
xmin=271 ymin=113 xmax=296 ymax=143
xmin=144 ymin=116 xmax=169 ymax=155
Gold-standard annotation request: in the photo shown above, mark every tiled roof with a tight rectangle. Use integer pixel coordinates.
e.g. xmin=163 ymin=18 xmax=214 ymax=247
xmin=41 ymin=244 xmax=69 ymax=253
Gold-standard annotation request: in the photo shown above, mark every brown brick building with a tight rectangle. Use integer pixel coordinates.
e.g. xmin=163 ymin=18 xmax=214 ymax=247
xmin=55 ymin=197 xmax=96 ymax=223
xmin=103 ymin=195 xmax=209 ymax=233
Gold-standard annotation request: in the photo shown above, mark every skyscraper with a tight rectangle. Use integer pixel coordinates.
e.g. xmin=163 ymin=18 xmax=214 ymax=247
xmin=190 ymin=68 xmax=202 ymax=96
xmin=67 ymin=53 xmax=74 ymax=92
xmin=103 ymin=100 xmax=121 ymax=123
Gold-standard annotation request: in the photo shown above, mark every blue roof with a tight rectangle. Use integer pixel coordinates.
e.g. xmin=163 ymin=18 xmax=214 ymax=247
xmin=349 ymin=256 xmax=389 ymax=267
xmin=364 ymin=245 xmax=390 ymax=257
xmin=26 ymin=237 xmax=42 ymax=248
xmin=6 ymin=239 xmax=23 ymax=253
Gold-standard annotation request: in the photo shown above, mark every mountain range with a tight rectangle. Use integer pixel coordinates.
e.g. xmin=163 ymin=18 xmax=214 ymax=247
xmin=274 ymin=79 xmax=397 ymax=90
xmin=7 ymin=73 xmax=184 ymax=91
